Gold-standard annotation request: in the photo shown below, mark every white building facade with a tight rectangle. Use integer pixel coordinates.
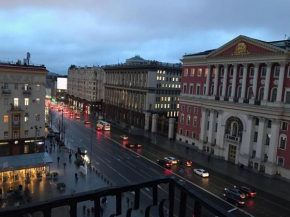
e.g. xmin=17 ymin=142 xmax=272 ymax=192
xmin=0 ymin=63 xmax=48 ymax=156
xmin=177 ymin=35 xmax=290 ymax=180
xmin=67 ymin=66 xmax=105 ymax=114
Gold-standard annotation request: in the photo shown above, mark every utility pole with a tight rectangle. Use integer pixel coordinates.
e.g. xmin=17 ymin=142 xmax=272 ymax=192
xmin=89 ymin=121 xmax=93 ymax=166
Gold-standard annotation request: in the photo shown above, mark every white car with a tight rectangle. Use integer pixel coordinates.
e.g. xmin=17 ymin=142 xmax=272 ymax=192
xmin=194 ymin=169 xmax=209 ymax=178
xmin=164 ymin=157 xmax=178 ymax=164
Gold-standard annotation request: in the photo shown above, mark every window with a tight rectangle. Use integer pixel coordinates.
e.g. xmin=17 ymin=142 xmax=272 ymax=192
xmin=180 ymin=114 xmax=184 ymax=124
xmin=285 ymin=91 xmax=290 ymax=104
xmin=254 ymin=132 xmax=258 ymax=142
xmin=274 ymin=66 xmax=280 ymax=78
xmin=220 ymin=68 xmax=224 ymax=77
xmin=279 ymin=135 xmax=286 ymax=149
xmin=255 ymin=118 xmax=259 ymax=126
xmin=184 ymin=69 xmax=188 ymax=76
xmin=215 ymin=123 xmax=218 ymax=132
xmin=198 ymin=68 xmax=202 ymax=76
xmin=277 ymin=156 xmax=284 ymax=167
xmin=194 ymin=107 xmax=198 ymax=114
xmin=36 ymin=98 xmax=40 ymax=106
xmin=187 ymin=106 xmax=191 ymax=113
xmin=14 ymin=98 xmax=19 ymax=106
xmin=259 ymin=87 xmax=264 ymax=101
xmin=4 ymin=132 xmax=8 ymax=139
xmin=281 ymin=122 xmax=288 ymax=131
xmin=267 ymin=120 xmax=272 ymax=128
xmin=239 ymin=67 xmax=244 ymax=77
xmin=212 ymin=68 xmax=216 ymax=77
xmin=261 ymin=67 xmax=267 ymax=77
xmin=248 ymin=86 xmax=253 ymax=99
xmin=24 ymin=98 xmax=29 ymax=106
xmin=183 ymin=84 xmax=187 ymax=93
xmin=25 ymin=130 xmax=28 ymax=137
xmin=203 ymin=85 xmax=206 ymax=95
xmin=204 ymin=68 xmax=208 ymax=77
xmin=192 ymin=132 xmax=196 ymax=139
xmin=228 ymin=85 xmax=232 ymax=97
xmin=229 ymin=68 xmax=234 ymax=77
xmin=288 ymin=67 xmax=290 ymax=78
xmin=13 ymin=131 xmax=19 ymax=139
xmin=190 ymin=68 xmax=195 ymax=76
xmin=14 ymin=84 xmax=18 ymax=90
xmin=4 ymin=98 xmax=8 ymax=106
xmin=265 ymin=134 xmax=270 ymax=145
xmin=189 ymin=84 xmax=193 ymax=94
xmin=4 ymin=115 xmax=8 ymax=123
xmin=36 ymin=114 xmax=40 ymax=121
xmin=219 ymin=85 xmax=223 ymax=96
xmin=193 ymin=118 xmax=197 ymax=127
xmin=252 ymin=150 xmax=256 ymax=158
xmin=249 ymin=67 xmax=255 ymax=77
xmin=186 ymin=130 xmax=189 ymax=137
xmin=36 ymin=84 xmax=40 ymax=90
xmin=181 ymin=105 xmax=185 ymax=111
xmin=179 ymin=128 xmax=183 ymax=135
xmin=168 ymin=97 xmax=170 ymax=101
xmin=271 ymin=88 xmax=277 ymax=102
xmin=24 ymin=114 xmax=29 ymax=122
xmin=237 ymin=86 xmax=242 ymax=98
xmin=211 ymin=84 xmax=214 ymax=95
xmin=196 ymin=85 xmax=200 ymax=95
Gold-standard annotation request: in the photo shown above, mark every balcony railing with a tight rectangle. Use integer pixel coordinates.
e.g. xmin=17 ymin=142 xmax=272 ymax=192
xmin=12 ymin=121 xmax=20 ymax=126
xmin=10 ymin=105 xmax=22 ymax=111
xmin=0 ymin=176 xmax=240 ymax=217
xmin=2 ymin=89 xmax=11 ymax=94
xmin=23 ymin=89 xmax=32 ymax=94
xmin=225 ymin=134 xmax=241 ymax=142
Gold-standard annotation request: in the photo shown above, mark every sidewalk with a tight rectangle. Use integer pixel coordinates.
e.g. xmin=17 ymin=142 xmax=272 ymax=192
xmin=113 ymin=120 xmax=290 ymax=202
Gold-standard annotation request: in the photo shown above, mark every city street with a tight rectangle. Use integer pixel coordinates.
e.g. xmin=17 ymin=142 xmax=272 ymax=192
xmin=52 ymin=109 xmax=290 ymax=217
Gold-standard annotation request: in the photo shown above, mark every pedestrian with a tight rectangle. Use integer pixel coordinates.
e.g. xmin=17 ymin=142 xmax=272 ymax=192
xmin=69 ymin=152 xmax=72 ymax=160
xmin=207 ymin=155 xmax=210 ymax=163
xmin=75 ymin=152 xmax=78 ymax=159
xmin=104 ymin=196 xmax=107 ymax=205
xmin=57 ymin=156 xmax=60 ymax=164
xmin=126 ymin=197 xmax=129 ymax=208
xmin=83 ymin=204 xmax=86 ymax=214
xmin=63 ymin=162 xmax=66 ymax=169
xmin=87 ymin=208 xmax=90 ymax=216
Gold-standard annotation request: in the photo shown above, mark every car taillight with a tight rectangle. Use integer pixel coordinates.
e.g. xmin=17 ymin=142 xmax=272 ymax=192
xmin=166 ymin=164 xmax=170 ymax=167
xmin=239 ymin=201 xmax=244 ymax=204
xmin=250 ymin=192 xmax=256 ymax=196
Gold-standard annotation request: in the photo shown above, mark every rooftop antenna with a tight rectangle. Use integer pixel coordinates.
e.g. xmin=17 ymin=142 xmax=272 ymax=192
xmin=27 ymin=52 xmax=30 ymax=65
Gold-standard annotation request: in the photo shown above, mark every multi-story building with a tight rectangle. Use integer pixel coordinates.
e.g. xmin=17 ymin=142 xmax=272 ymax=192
xmin=103 ymin=56 xmax=182 ymax=137
xmin=177 ymin=35 xmax=290 ymax=179
xmin=67 ymin=65 xmax=105 ymax=115
xmin=46 ymin=72 xmax=59 ymax=99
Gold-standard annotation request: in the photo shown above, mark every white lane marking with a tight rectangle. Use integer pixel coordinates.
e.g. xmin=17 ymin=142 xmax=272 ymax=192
xmin=149 ymin=167 xmax=161 ymax=175
xmin=146 ymin=188 xmax=150 ymax=192
xmin=126 ymin=161 xmax=137 ymax=168
xmin=140 ymin=169 xmax=152 ymax=178
xmin=93 ymin=160 xmax=99 ymax=165
xmin=105 ymin=158 xmax=111 ymax=163
xmin=228 ymin=208 xmax=237 ymax=213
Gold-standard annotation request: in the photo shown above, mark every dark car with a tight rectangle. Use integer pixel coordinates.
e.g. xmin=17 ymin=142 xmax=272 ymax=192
xmin=46 ymin=132 xmax=56 ymax=138
xmin=235 ymin=186 xmax=257 ymax=198
xmin=77 ymin=146 xmax=87 ymax=155
xmin=178 ymin=159 xmax=192 ymax=167
xmin=157 ymin=159 xmax=172 ymax=168
xmin=126 ymin=143 xmax=142 ymax=148
xmin=224 ymin=188 xmax=246 ymax=199
xmin=224 ymin=188 xmax=245 ymax=207
xmin=84 ymin=121 xmax=90 ymax=124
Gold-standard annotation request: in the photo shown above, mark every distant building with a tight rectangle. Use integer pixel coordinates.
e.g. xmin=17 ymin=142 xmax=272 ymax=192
xmin=103 ymin=55 xmax=182 ymax=138
xmin=67 ymin=65 xmax=105 ymax=115
xmin=46 ymin=72 xmax=58 ymax=99
xmin=177 ymin=35 xmax=290 ymax=179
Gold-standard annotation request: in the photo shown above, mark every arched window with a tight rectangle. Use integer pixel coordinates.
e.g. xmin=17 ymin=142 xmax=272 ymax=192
xmin=186 ymin=115 xmax=190 ymax=125
xmin=259 ymin=87 xmax=264 ymax=101
xmin=279 ymin=134 xmax=287 ymax=150
xmin=231 ymin=121 xmax=239 ymax=136
xmin=211 ymin=84 xmax=214 ymax=95
xmin=228 ymin=85 xmax=232 ymax=97
xmin=237 ymin=86 xmax=242 ymax=98
xmin=247 ymin=86 xmax=253 ymax=99
xmin=219 ymin=85 xmax=223 ymax=96
xmin=271 ymin=88 xmax=277 ymax=102
xmin=180 ymin=114 xmax=184 ymax=124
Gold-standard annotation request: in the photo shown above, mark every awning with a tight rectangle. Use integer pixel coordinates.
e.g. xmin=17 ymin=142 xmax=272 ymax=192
xmin=0 ymin=152 xmax=53 ymax=172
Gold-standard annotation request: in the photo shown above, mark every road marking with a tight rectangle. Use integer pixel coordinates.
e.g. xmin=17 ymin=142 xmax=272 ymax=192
xmin=140 ymin=169 xmax=152 ymax=177
xmin=228 ymin=208 xmax=237 ymax=213
xmin=146 ymin=188 xmax=150 ymax=192
xmin=126 ymin=161 xmax=137 ymax=168
xmin=93 ymin=160 xmax=99 ymax=165
xmin=105 ymin=158 xmax=111 ymax=163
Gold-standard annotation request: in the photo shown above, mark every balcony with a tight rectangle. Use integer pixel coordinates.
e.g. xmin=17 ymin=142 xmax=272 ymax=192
xmin=10 ymin=105 xmax=22 ymax=111
xmin=225 ymin=134 xmax=241 ymax=142
xmin=0 ymin=176 xmax=240 ymax=217
xmin=12 ymin=121 xmax=20 ymax=127
xmin=2 ymin=89 xmax=11 ymax=94
xmin=23 ymin=89 xmax=32 ymax=95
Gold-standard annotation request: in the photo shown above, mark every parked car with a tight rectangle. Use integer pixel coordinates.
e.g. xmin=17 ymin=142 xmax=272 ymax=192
xmin=126 ymin=143 xmax=142 ymax=148
xmin=178 ymin=159 xmax=193 ymax=167
xmin=164 ymin=157 xmax=178 ymax=164
xmin=224 ymin=188 xmax=245 ymax=206
xmin=235 ymin=186 xmax=257 ymax=198
xmin=224 ymin=187 xmax=246 ymax=199
xmin=157 ymin=159 xmax=172 ymax=168
xmin=77 ymin=146 xmax=87 ymax=155
xmin=120 ymin=135 xmax=129 ymax=140
xmin=193 ymin=169 xmax=209 ymax=178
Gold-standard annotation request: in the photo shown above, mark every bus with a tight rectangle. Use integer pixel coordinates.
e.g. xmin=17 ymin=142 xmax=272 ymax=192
xmin=96 ymin=121 xmax=111 ymax=131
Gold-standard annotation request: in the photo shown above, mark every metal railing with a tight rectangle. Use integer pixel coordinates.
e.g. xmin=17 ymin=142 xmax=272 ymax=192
xmin=2 ymin=89 xmax=11 ymax=94
xmin=10 ymin=106 xmax=22 ymax=111
xmin=225 ymin=134 xmax=241 ymax=142
xmin=0 ymin=176 xmax=237 ymax=217
xmin=23 ymin=89 xmax=32 ymax=94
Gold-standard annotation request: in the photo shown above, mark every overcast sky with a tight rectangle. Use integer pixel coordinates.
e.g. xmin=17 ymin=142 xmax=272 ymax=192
xmin=0 ymin=0 xmax=289 ymax=74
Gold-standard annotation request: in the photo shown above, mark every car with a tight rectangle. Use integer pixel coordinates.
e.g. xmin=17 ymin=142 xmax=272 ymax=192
xmin=178 ymin=159 xmax=192 ymax=167
xmin=157 ymin=159 xmax=172 ymax=168
xmin=77 ymin=146 xmax=87 ymax=155
xmin=51 ymin=106 xmax=54 ymax=110
xmin=164 ymin=157 xmax=178 ymax=164
xmin=84 ymin=121 xmax=90 ymax=124
xmin=46 ymin=132 xmax=56 ymax=138
xmin=224 ymin=188 xmax=246 ymax=199
xmin=64 ymin=111 xmax=69 ymax=114
xmin=235 ymin=186 xmax=257 ymax=198
xmin=193 ymin=169 xmax=209 ymax=177
xmin=224 ymin=188 xmax=245 ymax=206
xmin=126 ymin=143 xmax=142 ymax=148
xmin=70 ymin=112 xmax=74 ymax=116
xmin=120 ymin=135 xmax=129 ymax=140
xmin=75 ymin=115 xmax=80 ymax=119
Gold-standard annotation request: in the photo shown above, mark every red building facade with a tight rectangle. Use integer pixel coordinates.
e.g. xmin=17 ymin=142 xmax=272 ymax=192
xmin=177 ymin=35 xmax=290 ymax=180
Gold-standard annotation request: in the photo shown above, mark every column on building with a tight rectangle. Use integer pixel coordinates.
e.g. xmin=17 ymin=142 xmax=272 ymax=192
xmin=252 ymin=63 xmax=259 ymax=100
xmin=231 ymin=63 xmax=238 ymax=99
xmin=213 ymin=65 xmax=220 ymax=96
xmin=265 ymin=119 xmax=280 ymax=175
xmin=215 ymin=110 xmax=223 ymax=156
xmin=144 ymin=112 xmax=151 ymax=131
xmin=199 ymin=108 xmax=207 ymax=150
xmin=207 ymin=109 xmax=215 ymax=145
xmin=168 ymin=118 xmax=175 ymax=139
xmin=263 ymin=62 xmax=273 ymax=101
xmin=240 ymin=115 xmax=254 ymax=166
xmin=240 ymin=63 xmax=248 ymax=101
xmin=276 ymin=62 xmax=286 ymax=102
xmin=221 ymin=64 xmax=228 ymax=98
xmin=151 ymin=114 xmax=158 ymax=133
xmin=205 ymin=65 xmax=211 ymax=95
xmin=255 ymin=117 xmax=267 ymax=167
